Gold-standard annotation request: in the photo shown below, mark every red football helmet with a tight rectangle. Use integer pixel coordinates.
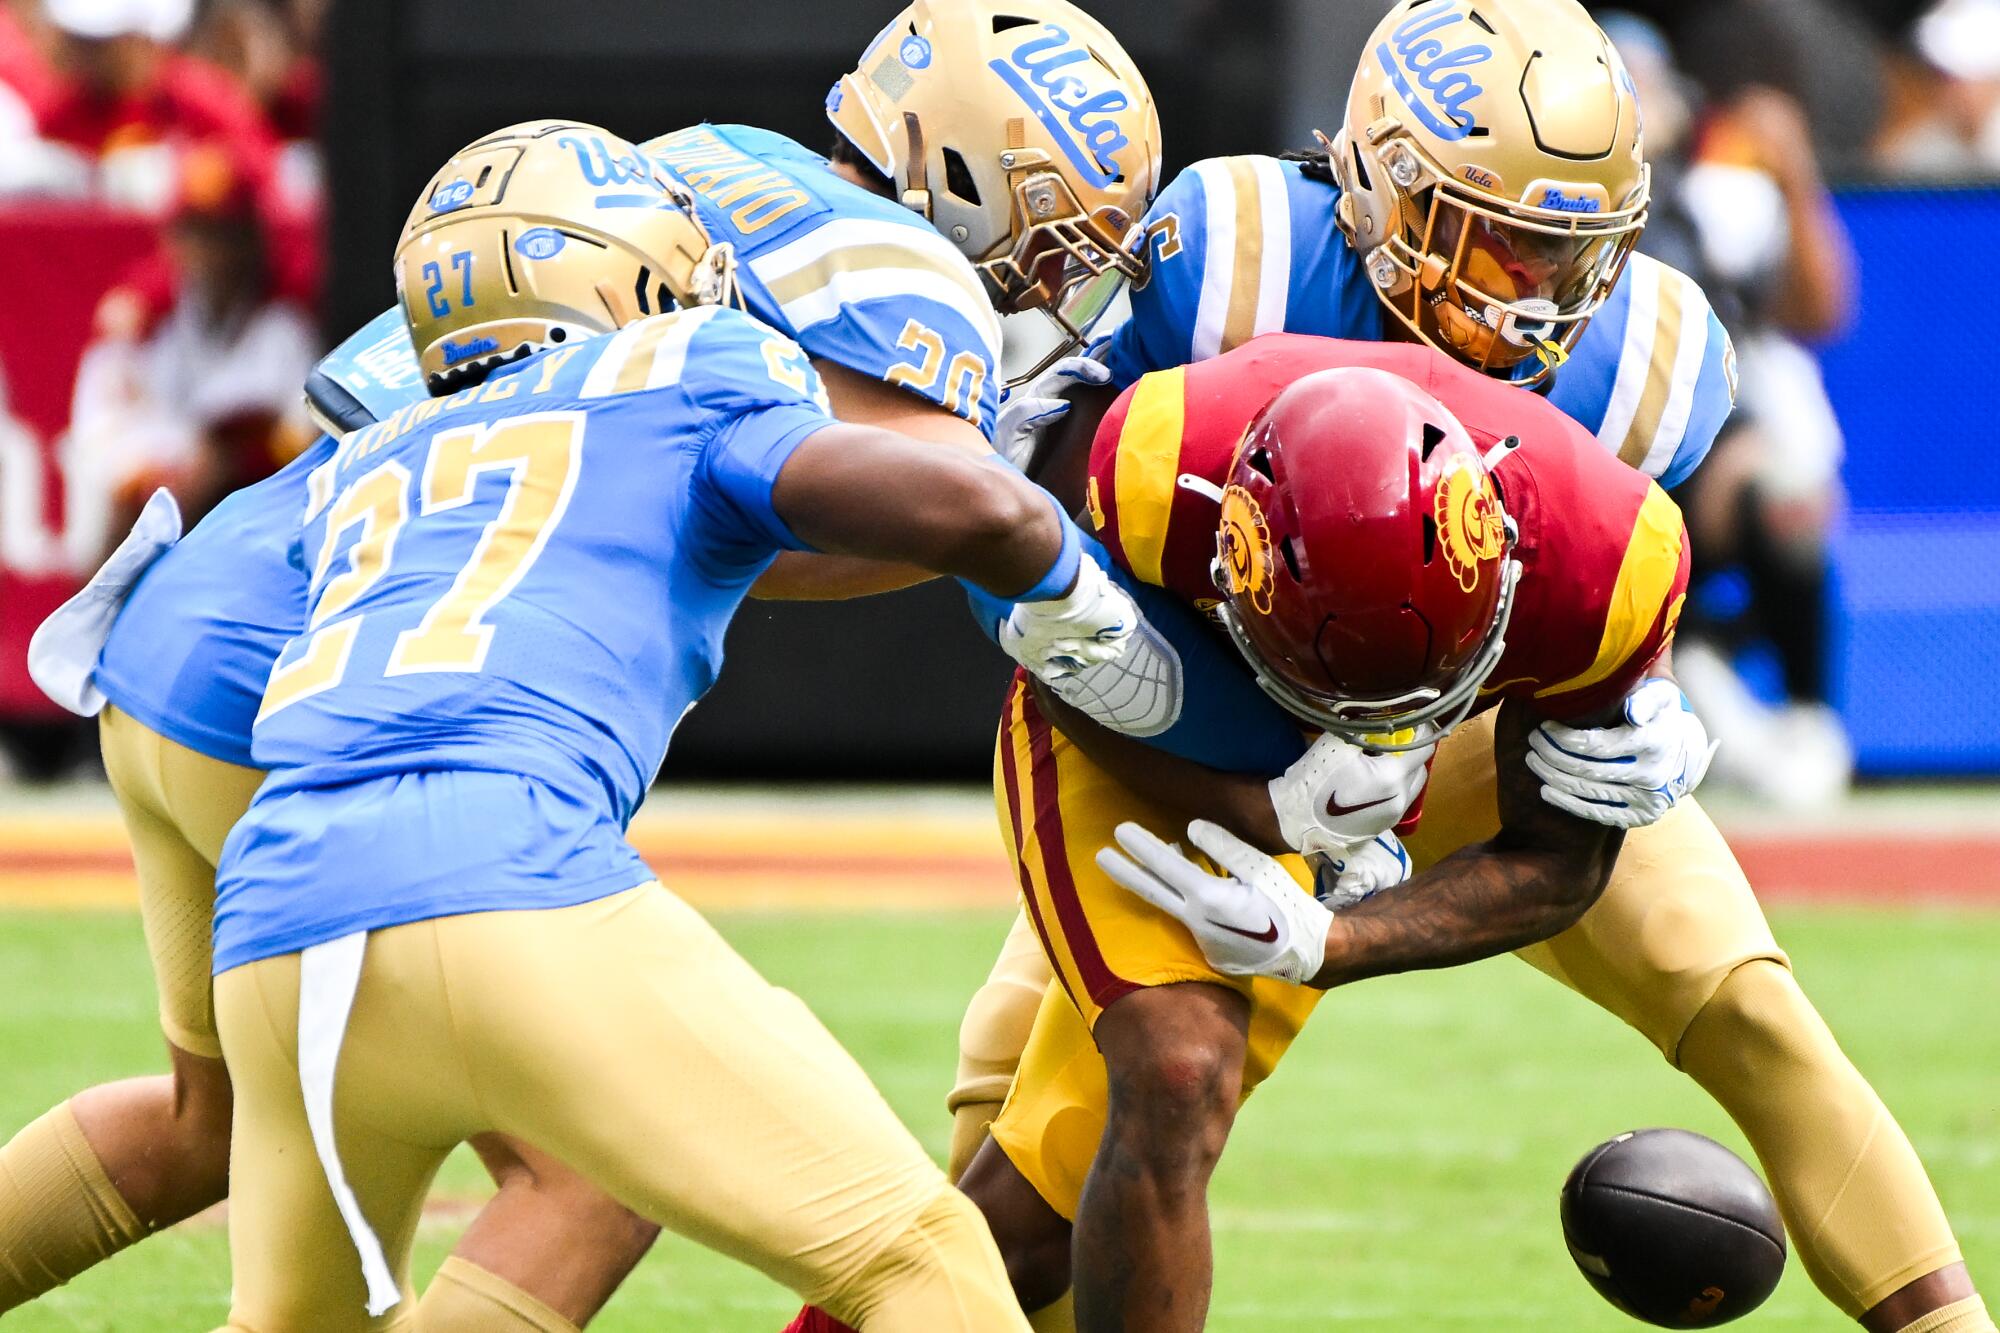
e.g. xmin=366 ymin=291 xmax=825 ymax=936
xmin=1210 ymin=367 xmax=1522 ymax=747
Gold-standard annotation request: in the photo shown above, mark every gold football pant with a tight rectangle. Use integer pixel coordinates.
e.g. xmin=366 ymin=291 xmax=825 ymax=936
xmin=969 ymin=705 xmax=1964 ymax=1318
xmin=98 ymin=705 xmax=267 ymax=1058
xmin=213 ymin=884 xmax=1027 ymax=1333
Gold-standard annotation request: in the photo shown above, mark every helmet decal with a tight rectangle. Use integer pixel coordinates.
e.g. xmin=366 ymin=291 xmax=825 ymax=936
xmin=555 ymin=134 xmax=652 ymax=189
xmin=513 ymin=228 xmax=566 ymax=261
xmin=988 ymin=25 xmax=1134 ymax=188
xmin=1217 ymin=483 xmax=1275 ymax=615
xmin=1377 ymin=5 xmax=1494 ymax=142
xmin=429 ymin=179 xmax=475 ymax=214
xmin=1433 ymin=457 xmax=1506 ymax=592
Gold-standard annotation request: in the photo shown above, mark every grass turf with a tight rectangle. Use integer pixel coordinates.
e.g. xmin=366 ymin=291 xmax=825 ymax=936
xmin=1 ymin=906 xmax=1995 ymax=1330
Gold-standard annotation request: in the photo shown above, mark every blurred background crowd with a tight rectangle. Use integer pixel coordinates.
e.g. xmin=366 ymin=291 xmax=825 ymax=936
xmin=0 ymin=0 xmax=1996 ymax=800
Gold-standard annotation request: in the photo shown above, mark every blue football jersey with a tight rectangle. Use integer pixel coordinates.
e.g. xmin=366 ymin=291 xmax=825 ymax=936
xmin=95 ymin=120 xmax=1002 ymax=775
xmin=215 ymin=306 xmax=835 ymax=970
xmin=1102 ymin=155 xmax=1736 ymax=489
xmin=92 ymin=313 xmax=422 ymax=768
xmin=647 ymin=124 xmax=1003 ymax=434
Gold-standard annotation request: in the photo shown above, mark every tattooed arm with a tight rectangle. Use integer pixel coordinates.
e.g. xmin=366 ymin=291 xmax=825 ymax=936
xmin=1308 ymin=701 xmax=1620 ymax=987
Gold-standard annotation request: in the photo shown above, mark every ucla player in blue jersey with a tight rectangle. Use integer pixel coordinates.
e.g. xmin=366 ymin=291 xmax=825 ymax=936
xmin=201 ymin=120 xmax=1144 ymax=1333
xmin=941 ymin=4 xmax=1990 ymax=1332
xmin=307 ymin=0 xmax=1159 ymax=604
xmin=4 ymin=4 xmax=1164 ymax=1322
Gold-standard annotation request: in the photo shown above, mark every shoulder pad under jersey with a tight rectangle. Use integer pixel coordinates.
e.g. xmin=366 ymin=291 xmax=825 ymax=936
xmin=1550 ymin=253 xmax=1737 ymax=490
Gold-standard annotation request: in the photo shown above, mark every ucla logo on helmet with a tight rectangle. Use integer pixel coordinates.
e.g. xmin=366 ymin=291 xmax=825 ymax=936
xmin=514 ymin=227 xmax=566 ymax=261
xmin=1376 ymin=5 xmax=1492 ymax=141
xmin=430 ymin=179 xmax=475 ymax=213
xmin=899 ymin=34 xmax=932 ymax=69
xmin=988 ymin=24 xmax=1132 ymax=189
xmin=1536 ymin=186 xmax=1603 ymax=214
xmin=557 ymin=134 xmax=652 ymax=189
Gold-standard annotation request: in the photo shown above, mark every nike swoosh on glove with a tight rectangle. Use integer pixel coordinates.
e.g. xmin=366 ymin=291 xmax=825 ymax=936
xmin=1525 ymin=678 xmax=1719 ymax=829
xmin=1000 ymin=555 xmax=1138 ymax=682
xmin=992 ymin=355 xmax=1113 ymax=471
xmin=1097 ymin=820 xmax=1333 ymax=985
xmin=1268 ymin=732 xmax=1435 ymax=856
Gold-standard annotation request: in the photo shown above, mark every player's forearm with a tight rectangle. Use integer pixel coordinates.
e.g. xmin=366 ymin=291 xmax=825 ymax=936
xmin=1308 ymin=700 xmax=1619 ymax=987
xmin=1308 ymin=833 xmax=1617 ymax=987
xmin=775 ymin=425 xmax=1067 ymax=596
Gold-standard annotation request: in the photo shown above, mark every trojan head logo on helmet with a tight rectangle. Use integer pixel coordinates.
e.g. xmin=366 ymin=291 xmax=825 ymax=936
xmin=394 ymin=120 xmax=738 ymax=393
xmin=827 ymin=0 xmax=1162 ymax=377
xmin=1329 ymin=0 xmax=1648 ymax=383
xmin=1210 ymin=368 xmax=1522 ymax=748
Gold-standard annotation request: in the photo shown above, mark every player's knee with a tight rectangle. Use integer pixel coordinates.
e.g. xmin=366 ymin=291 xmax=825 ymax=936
xmin=1681 ymin=959 xmax=1826 ymax=1078
xmin=1103 ymin=1039 xmax=1240 ymax=1177
xmin=826 ymin=1188 xmax=1019 ymax=1331
xmin=950 ymin=976 xmax=1041 ymax=1111
xmin=1098 ymin=989 xmax=1244 ymax=1169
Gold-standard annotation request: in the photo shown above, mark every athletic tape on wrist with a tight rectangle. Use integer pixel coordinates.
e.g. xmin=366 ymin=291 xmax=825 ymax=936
xmin=1017 ymin=496 xmax=1082 ymax=603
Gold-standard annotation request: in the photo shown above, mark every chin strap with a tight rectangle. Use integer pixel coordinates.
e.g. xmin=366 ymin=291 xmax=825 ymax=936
xmin=900 ymin=112 xmax=931 ymax=218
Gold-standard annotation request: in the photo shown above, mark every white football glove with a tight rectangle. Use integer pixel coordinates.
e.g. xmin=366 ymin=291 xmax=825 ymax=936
xmin=1525 ymin=678 xmax=1719 ymax=829
xmin=1267 ymin=732 xmax=1434 ymax=857
xmin=1313 ymin=832 xmax=1414 ymax=911
xmin=992 ymin=355 xmax=1113 ymax=470
xmin=1000 ymin=554 xmax=1138 ymax=682
xmin=1097 ymin=820 xmax=1333 ymax=985
xmin=1038 ymin=615 xmax=1184 ymax=737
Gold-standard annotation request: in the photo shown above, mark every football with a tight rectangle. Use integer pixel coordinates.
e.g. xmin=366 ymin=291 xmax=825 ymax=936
xmin=1561 ymin=1129 xmax=1787 ymax=1327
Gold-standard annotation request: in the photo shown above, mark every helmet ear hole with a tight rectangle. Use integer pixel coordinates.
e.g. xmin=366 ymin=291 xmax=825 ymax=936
xmin=1246 ymin=447 xmax=1276 ymax=482
xmin=1349 ymin=142 xmax=1373 ymax=193
xmin=942 ymin=148 xmax=982 ymax=207
xmin=632 ymin=266 xmax=654 ymax=315
xmin=1278 ymin=535 xmax=1302 ymax=583
xmin=1420 ymin=421 xmax=1447 ymax=459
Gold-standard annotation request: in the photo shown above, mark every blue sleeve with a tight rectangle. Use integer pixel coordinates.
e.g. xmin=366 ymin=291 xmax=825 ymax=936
xmin=1100 ymin=166 xmax=1210 ymax=388
xmin=964 ymin=533 xmax=1310 ymax=776
xmin=684 ymin=313 xmax=839 ymax=558
xmin=307 ymin=307 xmax=429 ymax=427
xmin=789 ymin=294 xmax=1001 ymax=439
xmin=1660 ymin=311 xmax=1737 ymax=491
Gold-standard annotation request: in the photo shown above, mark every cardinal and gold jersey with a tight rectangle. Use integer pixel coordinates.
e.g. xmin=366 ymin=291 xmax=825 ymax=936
xmin=1088 ymin=333 xmax=1690 ymax=731
xmin=1101 ymin=155 xmax=1736 ymax=490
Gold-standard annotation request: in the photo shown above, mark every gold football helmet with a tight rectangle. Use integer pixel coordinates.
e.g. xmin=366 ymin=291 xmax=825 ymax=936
xmin=394 ymin=120 xmax=737 ymax=391
xmin=827 ymin=0 xmax=1161 ymax=364
xmin=1330 ymin=0 xmax=1648 ymax=380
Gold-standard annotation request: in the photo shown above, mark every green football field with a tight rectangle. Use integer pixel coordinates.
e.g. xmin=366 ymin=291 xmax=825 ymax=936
xmin=2 ymin=906 xmax=1995 ymax=1331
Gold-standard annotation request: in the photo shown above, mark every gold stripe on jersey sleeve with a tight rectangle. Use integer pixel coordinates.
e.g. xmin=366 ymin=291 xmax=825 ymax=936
xmin=1222 ymin=157 xmax=1266 ymax=355
xmin=1535 ymin=483 xmax=1685 ymax=702
xmin=1616 ymin=274 xmax=1686 ymax=469
xmin=761 ymin=243 xmax=992 ymax=326
xmin=1112 ymin=367 xmax=1189 ymax=587
xmin=613 ymin=318 xmax=681 ymax=396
